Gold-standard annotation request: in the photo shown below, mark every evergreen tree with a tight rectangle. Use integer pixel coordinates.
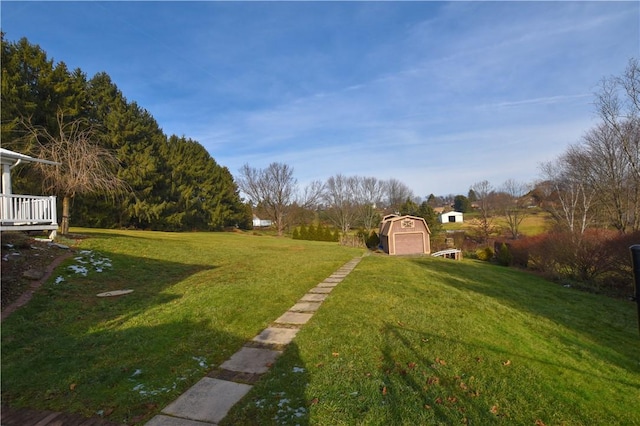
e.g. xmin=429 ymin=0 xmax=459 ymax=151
xmin=454 ymin=195 xmax=471 ymax=213
xmin=417 ymin=201 xmax=442 ymax=235
xmin=299 ymin=224 xmax=309 ymax=240
xmin=399 ymin=197 xmax=419 ymax=216
xmin=322 ymin=225 xmax=333 ymax=242
xmin=307 ymin=223 xmax=317 ymax=241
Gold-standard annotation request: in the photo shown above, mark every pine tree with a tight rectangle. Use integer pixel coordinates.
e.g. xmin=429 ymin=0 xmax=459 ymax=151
xmin=299 ymin=224 xmax=309 ymax=240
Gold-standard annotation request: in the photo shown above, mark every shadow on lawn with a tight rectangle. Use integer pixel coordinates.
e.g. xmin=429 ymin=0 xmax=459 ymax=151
xmin=220 ymin=342 xmax=310 ymax=426
xmin=379 ymin=321 xmax=490 ymax=422
xmin=410 ymin=258 xmax=639 ymax=375
xmin=0 ymin=248 xmax=234 ymax=424
xmin=1 ymin=317 xmax=248 ymax=425
xmin=378 ymin=320 xmax=637 ymax=424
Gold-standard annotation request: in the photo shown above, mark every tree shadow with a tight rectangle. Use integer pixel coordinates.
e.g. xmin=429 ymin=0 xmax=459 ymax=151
xmin=18 ymin=249 xmax=217 ymax=325
xmin=410 ymin=258 xmax=639 ymax=374
xmin=1 ymin=249 xmax=229 ymax=425
xmin=378 ymin=321 xmax=477 ymax=423
xmin=378 ymin=318 xmax=640 ymax=424
xmin=1 ymin=318 xmax=248 ymax=425
xmin=220 ymin=342 xmax=310 ymax=426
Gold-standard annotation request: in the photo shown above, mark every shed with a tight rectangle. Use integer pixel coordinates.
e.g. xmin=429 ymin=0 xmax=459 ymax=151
xmin=379 ymin=214 xmax=431 ymax=256
xmin=440 ymin=211 xmax=463 ymax=223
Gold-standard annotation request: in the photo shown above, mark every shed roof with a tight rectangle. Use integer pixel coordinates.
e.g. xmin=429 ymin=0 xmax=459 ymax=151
xmin=379 ymin=214 xmax=431 ymax=236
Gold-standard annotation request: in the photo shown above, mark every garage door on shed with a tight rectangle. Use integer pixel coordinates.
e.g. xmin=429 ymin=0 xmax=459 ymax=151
xmin=394 ymin=233 xmax=425 ymax=255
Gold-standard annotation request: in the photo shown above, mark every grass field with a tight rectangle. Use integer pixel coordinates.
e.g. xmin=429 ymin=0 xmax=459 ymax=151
xmin=0 ymin=229 xmax=362 ymax=424
xmin=2 ymin=229 xmax=639 ymax=425
xmin=441 ymin=209 xmax=554 ymax=237
xmin=223 ymin=255 xmax=640 ymax=425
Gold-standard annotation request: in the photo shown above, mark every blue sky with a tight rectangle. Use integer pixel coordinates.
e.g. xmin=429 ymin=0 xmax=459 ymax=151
xmin=2 ymin=1 xmax=638 ymax=197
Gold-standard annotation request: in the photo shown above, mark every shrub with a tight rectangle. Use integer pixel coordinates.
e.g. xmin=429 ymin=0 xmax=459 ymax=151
xmin=496 ymin=239 xmax=529 ymax=268
xmin=366 ymin=231 xmax=380 ymax=249
xmin=307 ymin=224 xmax=317 ymax=241
xmin=321 ymin=225 xmax=333 ymax=242
xmin=299 ymin=225 xmax=309 ymax=240
xmin=476 ymin=246 xmax=494 ymax=261
xmin=517 ymin=229 xmax=639 ymax=296
xmin=496 ymin=243 xmax=513 ymax=266
xmin=292 ymin=224 xmax=342 ymax=242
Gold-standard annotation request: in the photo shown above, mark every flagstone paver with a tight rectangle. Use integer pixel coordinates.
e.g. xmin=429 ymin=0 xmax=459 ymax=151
xmin=289 ymin=301 xmax=322 ymax=312
xmin=161 ymin=378 xmax=252 ymax=424
xmin=317 ymin=281 xmax=340 ymax=288
xmin=252 ymin=327 xmax=300 ymax=345
xmin=309 ymin=286 xmax=333 ymax=294
xmin=274 ymin=311 xmax=314 ymax=325
xmin=220 ymin=347 xmax=282 ymax=374
xmin=146 ymin=415 xmax=214 ymax=426
xmin=300 ymin=293 xmax=328 ymax=302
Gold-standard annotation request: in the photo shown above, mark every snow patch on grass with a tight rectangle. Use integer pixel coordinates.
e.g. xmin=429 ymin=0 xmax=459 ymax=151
xmin=192 ymin=356 xmax=208 ymax=369
xmin=65 ymin=250 xmax=113 ymax=277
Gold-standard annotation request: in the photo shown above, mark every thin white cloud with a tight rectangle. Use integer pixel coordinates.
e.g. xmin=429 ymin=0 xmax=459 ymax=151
xmin=478 ymin=94 xmax=592 ymax=109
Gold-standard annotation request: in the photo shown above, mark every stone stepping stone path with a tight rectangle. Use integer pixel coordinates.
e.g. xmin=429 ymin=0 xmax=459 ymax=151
xmin=146 ymin=256 xmax=362 ymax=426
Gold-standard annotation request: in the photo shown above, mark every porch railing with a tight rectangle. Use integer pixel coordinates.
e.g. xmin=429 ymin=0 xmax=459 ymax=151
xmin=0 ymin=194 xmax=58 ymax=226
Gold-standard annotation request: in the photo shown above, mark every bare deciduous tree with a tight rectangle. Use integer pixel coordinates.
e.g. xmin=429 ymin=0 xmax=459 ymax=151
xmin=470 ymin=180 xmax=496 ymax=242
xmin=595 ymin=58 xmax=640 ymax=181
xmin=237 ymin=162 xmax=294 ymax=236
xmin=539 ymin=154 xmax=596 ymax=235
xmin=22 ymin=111 xmax=127 ymax=235
xmin=499 ymin=179 xmax=531 ymax=239
xmin=385 ymin=178 xmax=414 ymax=212
xmin=356 ymin=176 xmax=386 ymax=235
xmin=323 ymin=174 xmax=359 ymax=235
xmin=579 ymin=123 xmax=640 ymax=232
xmin=237 ymin=162 xmax=323 ymax=236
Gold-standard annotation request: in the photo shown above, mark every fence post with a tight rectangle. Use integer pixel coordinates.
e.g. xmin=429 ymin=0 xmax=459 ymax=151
xmin=630 ymin=245 xmax=640 ymax=335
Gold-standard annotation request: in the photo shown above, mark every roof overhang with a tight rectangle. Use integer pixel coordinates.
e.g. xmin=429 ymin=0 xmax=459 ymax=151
xmin=0 ymin=148 xmax=60 ymax=166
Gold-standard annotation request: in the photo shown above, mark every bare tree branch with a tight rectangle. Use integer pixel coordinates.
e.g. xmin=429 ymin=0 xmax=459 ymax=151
xmin=21 ymin=110 xmax=127 ymax=234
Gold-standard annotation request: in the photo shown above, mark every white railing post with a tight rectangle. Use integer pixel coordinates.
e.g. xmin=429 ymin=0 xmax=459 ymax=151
xmin=50 ymin=195 xmax=57 ymax=225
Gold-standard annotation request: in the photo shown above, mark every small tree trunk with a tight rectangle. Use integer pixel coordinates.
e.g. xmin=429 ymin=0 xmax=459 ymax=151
xmin=61 ymin=196 xmax=71 ymax=235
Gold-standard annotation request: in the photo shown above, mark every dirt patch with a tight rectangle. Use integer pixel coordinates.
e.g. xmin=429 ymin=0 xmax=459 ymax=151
xmin=1 ymin=232 xmax=78 ymax=318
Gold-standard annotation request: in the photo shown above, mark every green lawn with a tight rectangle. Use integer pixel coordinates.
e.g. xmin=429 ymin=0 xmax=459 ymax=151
xmin=0 ymin=228 xmax=362 ymax=424
xmin=223 ymin=255 xmax=640 ymax=425
xmin=2 ymin=229 xmax=639 ymax=425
